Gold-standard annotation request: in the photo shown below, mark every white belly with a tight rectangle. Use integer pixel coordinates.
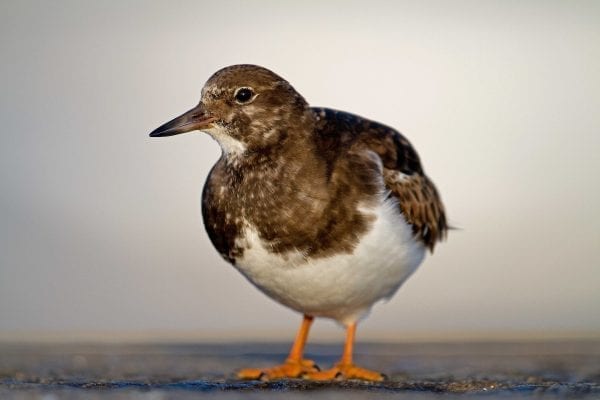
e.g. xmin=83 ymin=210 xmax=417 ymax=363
xmin=233 ymin=198 xmax=426 ymax=324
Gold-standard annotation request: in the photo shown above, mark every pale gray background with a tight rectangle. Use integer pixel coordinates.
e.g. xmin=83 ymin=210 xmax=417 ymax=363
xmin=1 ymin=1 xmax=599 ymax=342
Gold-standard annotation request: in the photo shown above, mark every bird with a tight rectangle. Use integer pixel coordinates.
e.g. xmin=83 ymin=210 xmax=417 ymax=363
xmin=149 ymin=64 xmax=447 ymax=381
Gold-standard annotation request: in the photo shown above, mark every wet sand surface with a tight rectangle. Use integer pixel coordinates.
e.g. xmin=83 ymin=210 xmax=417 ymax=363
xmin=1 ymin=341 xmax=599 ymax=399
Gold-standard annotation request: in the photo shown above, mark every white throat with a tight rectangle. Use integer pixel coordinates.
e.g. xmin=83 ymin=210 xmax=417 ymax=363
xmin=204 ymin=125 xmax=247 ymax=157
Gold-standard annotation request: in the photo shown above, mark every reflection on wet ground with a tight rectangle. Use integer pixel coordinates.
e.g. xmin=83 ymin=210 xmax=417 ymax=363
xmin=1 ymin=341 xmax=599 ymax=399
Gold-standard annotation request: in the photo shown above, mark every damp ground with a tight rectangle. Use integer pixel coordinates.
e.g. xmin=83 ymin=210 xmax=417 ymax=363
xmin=1 ymin=341 xmax=599 ymax=399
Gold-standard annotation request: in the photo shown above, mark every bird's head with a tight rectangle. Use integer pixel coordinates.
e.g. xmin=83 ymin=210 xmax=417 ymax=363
xmin=149 ymin=64 xmax=311 ymax=157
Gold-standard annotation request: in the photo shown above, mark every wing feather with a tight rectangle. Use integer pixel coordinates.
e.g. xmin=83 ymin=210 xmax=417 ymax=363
xmin=313 ymin=107 xmax=448 ymax=251
xmin=384 ymin=169 xmax=447 ymax=251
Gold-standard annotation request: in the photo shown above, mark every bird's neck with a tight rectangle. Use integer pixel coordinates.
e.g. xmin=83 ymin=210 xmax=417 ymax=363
xmin=221 ymin=132 xmax=319 ymax=172
xmin=222 ymin=112 xmax=319 ymax=170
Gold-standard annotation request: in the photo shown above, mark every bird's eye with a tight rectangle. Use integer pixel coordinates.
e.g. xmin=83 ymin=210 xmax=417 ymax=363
xmin=234 ymin=87 xmax=254 ymax=104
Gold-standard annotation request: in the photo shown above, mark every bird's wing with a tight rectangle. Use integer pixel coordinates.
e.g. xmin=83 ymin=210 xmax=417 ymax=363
xmin=382 ymin=168 xmax=447 ymax=251
xmin=313 ymin=108 xmax=447 ymax=251
xmin=364 ymin=120 xmax=447 ymax=252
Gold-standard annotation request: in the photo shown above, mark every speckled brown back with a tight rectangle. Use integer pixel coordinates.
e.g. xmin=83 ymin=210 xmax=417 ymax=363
xmin=202 ymin=105 xmax=446 ymax=264
xmin=312 ymin=108 xmax=447 ymax=251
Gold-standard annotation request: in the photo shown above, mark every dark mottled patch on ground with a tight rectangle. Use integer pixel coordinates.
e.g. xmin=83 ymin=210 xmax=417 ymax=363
xmin=1 ymin=341 xmax=599 ymax=399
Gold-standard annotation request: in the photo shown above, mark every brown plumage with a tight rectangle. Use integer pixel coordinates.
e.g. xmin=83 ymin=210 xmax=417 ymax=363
xmin=150 ymin=64 xmax=448 ymax=381
xmin=186 ymin=65 xmax=447 ymax=262
xmin=312 ymin=107 xmax=447 ymax=251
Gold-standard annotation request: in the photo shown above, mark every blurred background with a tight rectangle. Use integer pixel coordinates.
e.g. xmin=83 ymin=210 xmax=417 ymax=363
xmin=1 ymin=0 xmax=599 ymax=343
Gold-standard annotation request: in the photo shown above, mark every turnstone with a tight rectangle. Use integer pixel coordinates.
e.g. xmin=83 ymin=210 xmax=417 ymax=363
xmin=150 ymin=64 xmax=447 ymax=381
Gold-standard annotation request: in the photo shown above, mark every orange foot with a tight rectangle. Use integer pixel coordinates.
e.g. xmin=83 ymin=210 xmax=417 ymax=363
xmin=237 ymin=358 xmax=320 ymax=380
xmin=305 ymin=363 xmax=385 ymax=382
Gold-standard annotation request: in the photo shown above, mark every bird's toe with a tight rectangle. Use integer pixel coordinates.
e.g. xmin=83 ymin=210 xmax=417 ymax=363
xmin=237 ymin=359 xmax=319 ymax=381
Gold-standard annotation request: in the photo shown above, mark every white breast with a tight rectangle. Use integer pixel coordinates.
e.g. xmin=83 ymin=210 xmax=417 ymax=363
xmin=233 ymin=197 xmax=426 ymax=325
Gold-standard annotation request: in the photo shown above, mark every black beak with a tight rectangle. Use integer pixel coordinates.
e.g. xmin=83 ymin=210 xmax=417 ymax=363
xmin=149 ymin=103 xmax=216 ymax=137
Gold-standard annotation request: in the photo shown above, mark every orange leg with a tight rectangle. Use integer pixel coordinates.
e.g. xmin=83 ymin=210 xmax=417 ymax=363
xmin=237 ymin=314 xmax=319 ymax=380
xmin=305 ymin=322 xmax=384 ymax=381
